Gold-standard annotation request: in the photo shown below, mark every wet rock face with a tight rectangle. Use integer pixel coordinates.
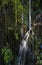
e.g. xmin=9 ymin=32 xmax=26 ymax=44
xmin=36 ymin=13 xmax=42 ymax=23
xmin=32 ymin=13 xmax=42 ymax=27
xmin=24 ymin=50 xmax=37 ymax=65
xmin=24 ymin=50 xmax=30 ymax=65
xmin=0 ymin=50 xmax=5 ymax=65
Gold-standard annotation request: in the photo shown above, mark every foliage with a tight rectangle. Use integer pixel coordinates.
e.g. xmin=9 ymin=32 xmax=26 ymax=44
xmin=0 ymin=0 xmax=42 ymax=65
xmin=2 ymin=43 xmax=14 ymax=64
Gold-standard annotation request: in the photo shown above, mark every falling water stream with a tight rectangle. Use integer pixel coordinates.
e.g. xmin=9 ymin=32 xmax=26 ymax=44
xmin=17 ymin=0 xmax=32 ymax=65
xmin=18 ymin=28 xmax=31 ymax=65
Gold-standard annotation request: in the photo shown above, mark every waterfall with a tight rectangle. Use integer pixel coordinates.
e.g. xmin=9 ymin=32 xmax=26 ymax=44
xmin=18 ymin=30 xmax=31 ymax=65
xmin=21 ymin=13 xmax=24 ymax=38
xmin=18 ymin=40 xmax=27 ymax=65
xmin=29 ymin=0 xmax=31 ymax=29
xmin=17 ymin=0 xmax=32 ymax=65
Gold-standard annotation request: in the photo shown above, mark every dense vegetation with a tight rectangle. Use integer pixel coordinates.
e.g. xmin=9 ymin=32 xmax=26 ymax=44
xmin=0 ymin=0 xmax=42 ymax=65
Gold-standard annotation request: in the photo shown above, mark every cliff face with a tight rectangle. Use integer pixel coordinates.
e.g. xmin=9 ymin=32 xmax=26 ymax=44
xmin=32 ymin=13 xmax=42 ymax=36
xmin=32 ymin=13 xmax=42 ymax=26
